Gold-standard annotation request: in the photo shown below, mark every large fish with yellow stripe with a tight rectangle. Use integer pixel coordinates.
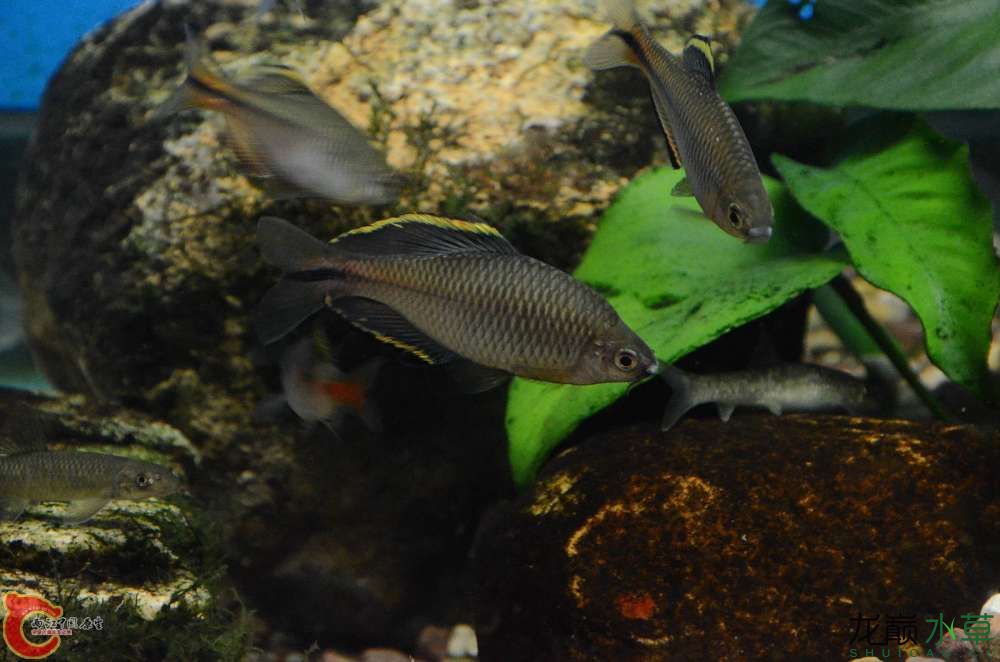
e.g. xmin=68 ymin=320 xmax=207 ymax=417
xmin=584 ymin=0 xmax=773 ymax=242
xmin=255 ymin=215 xmax=658 ymax=386
xmin=154 ymin=36 xmax=400 ymax=205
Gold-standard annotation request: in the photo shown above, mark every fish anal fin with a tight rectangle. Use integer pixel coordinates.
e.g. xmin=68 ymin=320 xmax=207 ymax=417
xmin=717 ymin=403 xmax=736 ymax=422
xmin=0 ymin=498 xmax=29 ymax=521
xmin=671 ymin=177 xmax=693 ymax=197
xmin=583 ymin=30 xmax=640 ymax=71
xmin=649 ymin=87 xmax=682 ymax=169
xmin=683 ymin=35 xmax=716 ymax=84
xmin=446 ymin=360 xmax=511 ymax=394
xmin=333 ymin=297 xmax=459 ymax=365
xmin=60 ymin=497 xmax=110 ymax=526
xmin=330 ymin=214 xmax=516 ymax=257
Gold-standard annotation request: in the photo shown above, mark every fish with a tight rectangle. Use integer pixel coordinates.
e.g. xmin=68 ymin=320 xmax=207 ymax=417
xmin=278 ymin=331 xmax=383 ymax=433
xmin=153 ymin=34 xmax=401 ymax=205
xmin=584 ymin=0 xmax=773 ymax=242
xmin=659 ymin=363 xmax=877 ymax=431
xmin=0 ymin=451 xmax=183 ymax=524
xmin=254 ymin=215 xmax=658 ymax=386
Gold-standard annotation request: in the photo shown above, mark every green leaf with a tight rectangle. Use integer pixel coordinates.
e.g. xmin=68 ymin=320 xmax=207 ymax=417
xmin=773 ymin=123 xmax=1000 ymax=395
xmin=505 ymin=170 xmax=847 ymax=488
xmin=720 ymin=0 xmax=1000 ymax=111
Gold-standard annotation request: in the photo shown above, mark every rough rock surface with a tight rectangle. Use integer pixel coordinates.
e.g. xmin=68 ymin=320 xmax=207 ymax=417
xmin=10 ymin=0 xmax=754 ymax=648
xmin=473 ymin=416 xmax=1000 ymax=661
xmin=0 ymin=390 xmax=249 ymax=659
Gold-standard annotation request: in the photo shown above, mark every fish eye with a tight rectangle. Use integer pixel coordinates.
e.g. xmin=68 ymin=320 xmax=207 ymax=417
xmin=614 ymin=349 xmax=639 ymax=372
xmin=135 ymin=473 xmax=152 ymax=489
xmin=728 ymin=204 xmax=744 ymax=229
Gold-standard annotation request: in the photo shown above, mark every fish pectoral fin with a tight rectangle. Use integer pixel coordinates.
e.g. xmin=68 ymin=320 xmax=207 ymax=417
xmin=0 ymin=497 xmax=30 ymax=521
xmin=670 ymin=177 xmax=694 ymax=197
xmin=224 ymin=117 xmax=275 ymax=179
xmin=648 ymin=87 xmax=683 ymax=169
xmin=583 ymin=30 xmax=639 ymax=71
xmin=682 ymin=35 xmax=716 ymax=84
xmin=445 ymin=360 xmax=511 ymax=394
xmin=330 ymin=214 xmax=517 ymax=257
xmin=332 ymin=297 xmax=459 ymax=365
xmin=60 ymin=497 xmax=111 ymax=526
xmin=717 ymin=403 xmax=736 ymax=422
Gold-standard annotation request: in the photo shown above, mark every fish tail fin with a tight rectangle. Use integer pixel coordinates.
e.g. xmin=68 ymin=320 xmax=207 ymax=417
xmin=603 ymin=0 xmax=639 ymax=32
xmin=660 ymin=365 xmax=696 ymax=432
xmin=584 ymin=1 xmax=642 ymax=71
xmin=150 ymin=27 xmax=235 ymax=121
xmin=257 ymin=216 xmax=344 ymax=272
xmin=347 ymin=358 xmax=384 ymax=433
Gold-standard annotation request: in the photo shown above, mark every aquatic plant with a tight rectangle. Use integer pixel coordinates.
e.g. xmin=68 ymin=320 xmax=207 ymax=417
xmin=506 ymin=0 xmax=1000 ymax=487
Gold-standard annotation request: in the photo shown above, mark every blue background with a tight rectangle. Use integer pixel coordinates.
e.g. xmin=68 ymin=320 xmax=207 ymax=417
xmin=0 ymin=0 xmax=140 ymax=109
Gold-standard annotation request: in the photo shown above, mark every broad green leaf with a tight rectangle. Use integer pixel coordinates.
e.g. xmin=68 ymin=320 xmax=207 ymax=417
xmin=773 ymin=124 xmax=1000 ymax=395
xmin=505 ymin=169 xmax=847 ymax=488
xmin=720 ymin=0 xmax=1000 ymax=111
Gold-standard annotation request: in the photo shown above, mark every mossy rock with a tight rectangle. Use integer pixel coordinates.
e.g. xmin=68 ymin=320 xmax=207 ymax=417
xmin=0 ymin=390 xmax=248 ymax=660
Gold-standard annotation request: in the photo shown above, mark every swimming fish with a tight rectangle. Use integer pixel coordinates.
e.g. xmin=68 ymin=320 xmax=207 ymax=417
xmin=254 ymin=215 xmax=658 ymax=385
xmin=660 ymin=363 xmax=877 ymax=431
xmin=0 ymin=451 xmax=183 ymax=524
xmin=154 ymin=35 xmax=401 ymax=205
xmin=279 ymin=332 xmax=382 ymax=433
xmin=584 ymin=0 xmax=773 ymax=242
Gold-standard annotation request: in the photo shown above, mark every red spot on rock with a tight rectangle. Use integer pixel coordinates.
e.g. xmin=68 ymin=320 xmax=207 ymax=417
xmin=616 ymin=592 xmax=657 ymax=620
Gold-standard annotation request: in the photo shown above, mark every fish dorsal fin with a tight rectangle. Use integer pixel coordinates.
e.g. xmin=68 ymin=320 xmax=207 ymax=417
xmin=329 ymin=214 xmax=517 ymax=257
xmin=648 ymin=87 xmax=683 ymax=169
xmin=236 ymin=65 xmax=313 ymax=96
xmin=331 ymin=297 xmax=460 ymax=365
xmin=683 ymin=35 xmax=715 ymax=84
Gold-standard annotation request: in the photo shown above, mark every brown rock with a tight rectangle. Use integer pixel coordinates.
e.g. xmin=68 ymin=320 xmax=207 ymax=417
xmin=472 ymin=416 xmax=1000 ymax=661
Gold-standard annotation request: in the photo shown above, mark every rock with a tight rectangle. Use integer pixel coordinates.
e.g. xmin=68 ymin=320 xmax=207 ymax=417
xmin=0 ymin=389 xmax=248 ymax=659
xmin=446 ymin=624 xmax=478 ymax=659
xmin=472 ymin=416 xmax=1000 ymax=661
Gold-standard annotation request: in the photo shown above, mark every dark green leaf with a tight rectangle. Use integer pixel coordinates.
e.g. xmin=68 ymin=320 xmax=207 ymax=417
xmin=773 ymin=123 xmax=1000 ymax=394
xmin=505 ymin=170 xmax=846 ymax=487
xmin=720 ymin=0 xmax=1000 ymax=111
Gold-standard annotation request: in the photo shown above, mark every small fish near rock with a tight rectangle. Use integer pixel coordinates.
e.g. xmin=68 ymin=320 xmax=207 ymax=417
xmin=258 ymin=328 xmax=383 ymax=435
xmin=0 ymin=403 xmax=185 ymax=524
xmin=585 ymin=0 xmax=773 ymax=242
xmin=254 ymin=215 xmax=658 ymax=387
xmin=153 ymin=32 xmax=401 ymax=205
xmin=659 ymin=362 xmax=880 ymax=431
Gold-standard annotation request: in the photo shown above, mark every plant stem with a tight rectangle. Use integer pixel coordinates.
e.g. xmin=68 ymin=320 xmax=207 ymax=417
xmin=828 ymin=275 xmax=949 ymax=420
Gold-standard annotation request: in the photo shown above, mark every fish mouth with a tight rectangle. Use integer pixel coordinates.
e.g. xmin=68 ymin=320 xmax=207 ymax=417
xmin=746 ymin=226 xmax=773 ymax=243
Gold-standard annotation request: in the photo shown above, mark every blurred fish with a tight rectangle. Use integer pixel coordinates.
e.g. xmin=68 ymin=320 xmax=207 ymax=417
xmin=0 ymin=451 xmax=183 ymax=524
xmin=584 ymin=0 xmax=773 ymax=242
xmin=153 ymin=35 xmax=400 ymax=205
xmin=255 ymin=215 xmax=658 ymax=386
xmin=275 ymin=332 xmax=383 ymax=433
xmin=660 ymin=363 xmax=877 ymax=431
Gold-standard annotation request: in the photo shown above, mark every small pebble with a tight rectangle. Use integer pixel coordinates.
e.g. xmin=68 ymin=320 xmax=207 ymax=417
xmin=360 ymin=650 xmax=412 ymax=662
xmin=981 ymin=592 xmax=1000 ymax=617
xmin=446 ymin=624 xmax=478 ymax=659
